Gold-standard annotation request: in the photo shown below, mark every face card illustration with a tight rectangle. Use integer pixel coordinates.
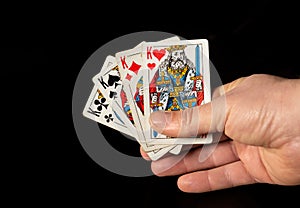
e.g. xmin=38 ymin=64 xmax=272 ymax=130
xmin=122 ymin=80 xmax=176 ymax=158
xmin=143 ymin=39 xmax=213 ymax=145
xmin=115 ymin=44 xmax=144 ymax=112
xmin=115 ymin=37 xmax=181 ymax=122
xmin=82 ymin=85 xmax=134 ymax=137
xmin=118 ymin=37 xmax=183 ymax=153
xmin=116 ymin=44 xmax=146 ymax=139
xmin=121 ymin=57 xmax=171 ymax=151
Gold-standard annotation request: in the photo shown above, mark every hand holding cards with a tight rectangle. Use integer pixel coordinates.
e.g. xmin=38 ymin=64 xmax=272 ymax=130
xmin=83 ymin=37 xmax=213 ymax=161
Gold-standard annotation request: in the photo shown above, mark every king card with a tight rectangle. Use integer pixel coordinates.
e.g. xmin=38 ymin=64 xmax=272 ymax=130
xmin=92 ymin=55 xmax=122 ymax=101
xmin=118 ymin=44 xmax=172 ymax=152
xmin=92 ymin=55 xmax=136 ymax=133
xmin=82 ymin=85 xmax=135 ymax=137
xmin=117 ymin=37 xmax=183 ymax=153
xmin=143 ymin=39 xmax=213 ymax=145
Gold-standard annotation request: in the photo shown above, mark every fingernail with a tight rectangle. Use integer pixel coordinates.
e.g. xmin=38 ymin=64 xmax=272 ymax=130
xmin=178 ymin=175 xmax=193 ymax=191
xmin=149 ymin=111 xmax=171 ymax=133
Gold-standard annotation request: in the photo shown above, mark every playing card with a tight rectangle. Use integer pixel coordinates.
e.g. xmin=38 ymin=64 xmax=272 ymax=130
xmin=92 ymin=55 xmax=136 ymax=136
xmin=82 ymin=37 xmax=213 ymax=161
xmin=117 ymin=37 xmax=183 ymax=154
xmin=116 ymin=47 xmax=171 ymax=151
xmin=82 ymin=85 xmax=135 ymax=137
xmin=115 ymin=44 xmax=144 ymax=111
xmin=115 ymin=42 xmax=145 ymax=81
xmin=143 ymin=39 xmax=213 ymax=145
xmin=122 ymin=81 xmax=176 ymax=160
xmin=92 ymin=55 xmax=122 ymax=100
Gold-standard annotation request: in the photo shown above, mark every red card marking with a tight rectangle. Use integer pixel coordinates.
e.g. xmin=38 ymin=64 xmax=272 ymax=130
xmin=128 ymin=61 xmax=141 ymax=74
xmin=153 ymin=49 xmax=166 ymax=61
xmin=147 ymin=63 xmax=156 ymax=70
xmin=125 ymin=74 xmax=132 ymax=81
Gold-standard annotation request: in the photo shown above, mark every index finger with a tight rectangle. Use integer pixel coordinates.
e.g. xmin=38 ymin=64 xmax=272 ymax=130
xmin=140 ymin=146 xmax=151 ymax=161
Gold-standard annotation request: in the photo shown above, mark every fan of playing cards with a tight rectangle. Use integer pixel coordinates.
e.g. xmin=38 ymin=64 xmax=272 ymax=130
xmin=83 ymin=36 xmax=212 ymax=161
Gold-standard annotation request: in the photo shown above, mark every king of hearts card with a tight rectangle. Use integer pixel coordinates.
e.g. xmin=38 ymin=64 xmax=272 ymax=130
xmin=143 ymin=39 xmax=213 ymax=145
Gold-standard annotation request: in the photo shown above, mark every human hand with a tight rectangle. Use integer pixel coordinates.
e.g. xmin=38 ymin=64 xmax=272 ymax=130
xmin=140 ymin=74 xmax=300 ymax=193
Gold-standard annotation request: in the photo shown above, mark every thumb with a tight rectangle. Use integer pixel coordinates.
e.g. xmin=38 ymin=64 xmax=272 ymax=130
xmin=149 ymin=96 xmax=226 ymax=138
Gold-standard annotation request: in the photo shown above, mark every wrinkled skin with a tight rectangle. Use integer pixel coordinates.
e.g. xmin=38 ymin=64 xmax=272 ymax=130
xmin=140 ymin=74 xmax=300 ymax=193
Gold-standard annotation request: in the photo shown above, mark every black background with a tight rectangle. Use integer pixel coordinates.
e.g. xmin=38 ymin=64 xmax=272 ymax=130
xmin=3 ymin=0 xmax=300 ymax=207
